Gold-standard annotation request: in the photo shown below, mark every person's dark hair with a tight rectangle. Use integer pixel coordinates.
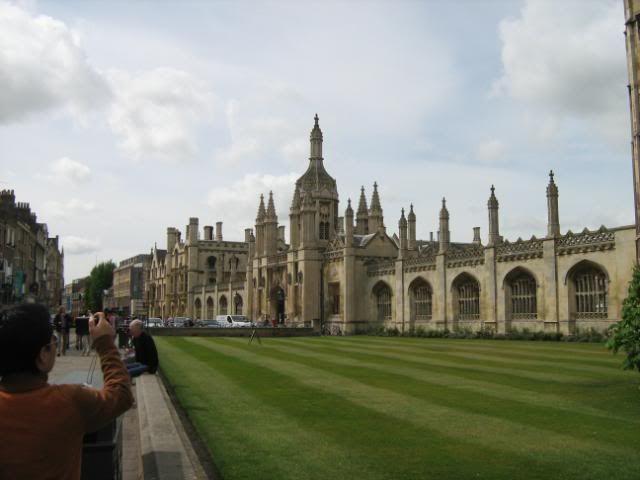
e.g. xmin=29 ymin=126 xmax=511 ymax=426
xmin=0 ymin=303 xmax=53 ymax=378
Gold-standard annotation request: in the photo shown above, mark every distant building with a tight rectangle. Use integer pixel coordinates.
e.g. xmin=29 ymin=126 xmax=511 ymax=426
xmin=244 ymin=116 xmax=635 ymax=334
xmin=70 ymin=277 xmax=89 ymax=318
xmin=46 ymin=236 xmax=64 ymax=310
xmin=112 ymin=254 xmax=151 ymax=316
xmin=146 ymin=220 xmax=249 ymax=320
xmin=0 ymin=189 xmax=62 ymax=308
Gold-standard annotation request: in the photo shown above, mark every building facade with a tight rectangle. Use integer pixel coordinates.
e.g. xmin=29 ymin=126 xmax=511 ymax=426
xmin=625 ymin=0 xmax=640 ymax=259
xmin=147 ymin=220 xmax=250 ymax=320
xmin=244 ymin=117 xmax=635 ymax=334
xmin=0 ymin=189 xmax=63 ymax=309
xmin=112 ymin=254 xmax=152 ymax=316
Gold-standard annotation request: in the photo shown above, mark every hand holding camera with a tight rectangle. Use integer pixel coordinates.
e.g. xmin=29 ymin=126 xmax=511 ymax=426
xmin=89 ymin=312 xmax=115 ymax=340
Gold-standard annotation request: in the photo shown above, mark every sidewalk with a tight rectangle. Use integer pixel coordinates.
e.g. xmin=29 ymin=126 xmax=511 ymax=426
xmin=49 ymin=341 xmax=209 ymax=480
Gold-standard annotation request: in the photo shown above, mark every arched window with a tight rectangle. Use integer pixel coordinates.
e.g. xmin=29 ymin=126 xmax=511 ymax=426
xmin=194 ymin=298 xmax=202 ymax=319
xmin=505 ymin=269 xmax=537 ymax=320
xmin=453 ymin=273 xmax=480 ymax=321
xmin=375 ymin=283 xmax=392 ymax=321
xmin=206 ymin=297 xmax=214 ymax=319
xmin=234 ymin=294 xmax=243 ymax=315
xmin=219 ymin=295 xmax=228 ymax=315
xmin=207 ymin=256 xmax=216 ymax=269
xmin=409 ymin=278 xmax=432 ymax=320
xmin=573 ymin=266 xmax=608 ymax=319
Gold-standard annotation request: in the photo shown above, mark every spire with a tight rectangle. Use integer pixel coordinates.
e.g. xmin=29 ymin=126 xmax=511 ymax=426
xmin=256 ymin=194 xmax=266 ymax=222
xmin=266 ymin=191 xmax=277 ymax=219
xmin=488 ymin=185 xmax=500 ymax=246
xmin=408 ymin=203 xmax=416 ymax=222
xmin=547 ymin=170 xmax=560 ymax=238
xmin=399 ymin=208 xmax=407 ymax=227
xmin=439 ymin=197 xmax=449 ymax=219
xmin=439 ymin=197 xmax=450 ymax=254
xmin=547 ymin=170 xmax=558 ymax=196
xmin=310 ymin=113 xmax=323 ymax=159
xmin=357 ymin=186 xmax=368 ymax=215
xmin=345 ymin=198 xmax=353 ymax=217
xmin=488 ymin=184 xmax=498 ymax=208
xmin=370 ymin=182 xmax=382 ymax=213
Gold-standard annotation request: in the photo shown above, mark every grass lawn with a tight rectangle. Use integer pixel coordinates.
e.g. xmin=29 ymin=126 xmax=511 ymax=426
xmin=156 ymin=336 xmax=640 ymax=480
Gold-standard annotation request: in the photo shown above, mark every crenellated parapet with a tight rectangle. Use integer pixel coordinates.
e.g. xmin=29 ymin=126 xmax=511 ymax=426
xmin=557 ymin=226 xmax=616 ymax=255
xmin=496 ymin=237 xmax=544 ymax=262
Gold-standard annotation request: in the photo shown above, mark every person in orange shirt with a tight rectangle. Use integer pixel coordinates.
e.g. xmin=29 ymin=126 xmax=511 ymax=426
xmin=0 ymin=303 xmax=134 ymax=480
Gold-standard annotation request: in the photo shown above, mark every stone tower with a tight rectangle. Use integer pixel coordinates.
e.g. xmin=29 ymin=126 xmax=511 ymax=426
xmin=625 ymin=0 xmax=640 ymax=258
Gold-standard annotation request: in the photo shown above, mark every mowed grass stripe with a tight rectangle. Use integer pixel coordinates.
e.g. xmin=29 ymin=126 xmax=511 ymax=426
xmin=338 ymin=336 xmax=619 ymax=363
xmin=157 ymin=338 xmax=389 ymax=480
xmin=295 ymin=338 xmax=640 ymax=419
xmin=288 ymin=340 xmax=595 ymax=384
xmin=316 ymin=337 xmax=623 ymax=372
xmin=314 ymin=338 xmax=627 ymax=377
xmin=187 ymin=337 xmax=636 ymax=469
xmin=247 ymin=337 xmax=636 ymax=428
xmin=159 ymin=338 xmax=552 ymax=480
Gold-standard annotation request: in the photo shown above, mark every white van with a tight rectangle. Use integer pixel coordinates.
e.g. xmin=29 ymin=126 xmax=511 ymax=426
xmin=215 ymin=315 xmax=253 ymax=328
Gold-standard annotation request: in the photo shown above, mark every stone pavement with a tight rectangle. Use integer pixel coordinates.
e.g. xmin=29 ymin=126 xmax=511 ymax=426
xmin=49 ymin=342 xmax=208 ymax=479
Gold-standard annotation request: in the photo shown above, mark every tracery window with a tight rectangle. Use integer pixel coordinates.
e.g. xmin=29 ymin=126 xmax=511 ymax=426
xmin=194 ymin=298 xmax=202 ymax=319
xmin=206 ymin=297 xmax=214 ymax=319
xmin=376 ymin=284 xmax=392 ymax=321
xmin=219 ymin=295 xmax=228 ymax=315
xmin=510 ymin=274 xmax=537 ymax=319
xmin=575 ymin=269 xmax=607 ymax=319
xmin=234 ymin=294 xmax=243 ymax=315
xmin=411 ymin=281 xmax=432 ymax=320
xmin=458 ymin=280 xmax=479 ymax=320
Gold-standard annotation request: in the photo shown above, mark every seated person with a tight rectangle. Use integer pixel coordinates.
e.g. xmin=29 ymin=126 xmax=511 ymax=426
xmin=0 ymin=304 xmax=133 ymax=480
xmin=127 ymin=319 xmax=159 ymax=377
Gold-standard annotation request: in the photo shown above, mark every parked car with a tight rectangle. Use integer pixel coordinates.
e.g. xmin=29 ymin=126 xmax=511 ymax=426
xmin=202 ymin=319 xmax=222 ymax=328
xmin=173 ymin=317 xmax=193 ymax=327
xmin=147 ymin=317 xmax=164 ymax=328
xmin=215 ymin=315 xmax=255 ymax=328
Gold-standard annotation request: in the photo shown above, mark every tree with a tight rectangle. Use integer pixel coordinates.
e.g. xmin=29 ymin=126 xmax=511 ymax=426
xmin=84 ymin=261 xmax=115 ymax=312
xmin=607 ymin=265 xmax=640 ymax=373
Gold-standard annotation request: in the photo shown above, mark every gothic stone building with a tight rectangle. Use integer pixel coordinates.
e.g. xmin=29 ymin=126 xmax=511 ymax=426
xmin=245 ymin=116 xmax=635 ymax=334
xmin=146 ymin=220 xmax=250 ymax=320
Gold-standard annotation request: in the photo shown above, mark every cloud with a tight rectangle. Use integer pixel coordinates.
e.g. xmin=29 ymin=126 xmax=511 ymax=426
xmin=476 ymin=139 xmax=507 ymax=164
xmin=62 ymin=235 xmax=100 ymax=255
xmin=49 ymin=157 xmax=91 ymax=184
xmin=0 ymin=1 xmax=110 ymax=123
xmin=43 ymin=198 xmax=96 ymax=218
xmin=107 ymin=67 xmax=214 ymax=162
xmin=492 ymin=0 xmax=626 ymax=142
xmin=214 ymin=86 xmax=308 ymax=168
xmin=207 ymin=172 xmax=299 ymax=238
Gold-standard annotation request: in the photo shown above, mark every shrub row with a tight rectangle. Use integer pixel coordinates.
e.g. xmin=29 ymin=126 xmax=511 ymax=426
xmin=365 ymin=325 xmax=607 ymax=343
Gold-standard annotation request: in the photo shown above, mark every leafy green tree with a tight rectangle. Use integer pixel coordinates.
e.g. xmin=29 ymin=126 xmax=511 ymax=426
xmin=84 ymin=261 xmax=115 ymax=312
xmin=607 ymin=265 xmax=640 ymax=372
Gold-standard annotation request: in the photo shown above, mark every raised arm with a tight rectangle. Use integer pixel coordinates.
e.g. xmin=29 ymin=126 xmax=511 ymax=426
xmin=73 ymin=312 xmax=134 ymax=433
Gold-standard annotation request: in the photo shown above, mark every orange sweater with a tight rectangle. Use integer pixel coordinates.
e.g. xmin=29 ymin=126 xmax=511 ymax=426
xmin=0 ymin=335 xmax=133 ymax=480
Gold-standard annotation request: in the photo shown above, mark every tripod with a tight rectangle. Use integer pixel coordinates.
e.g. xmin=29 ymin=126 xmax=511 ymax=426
xmin=248 ymin=328 xmax=262 ymax=345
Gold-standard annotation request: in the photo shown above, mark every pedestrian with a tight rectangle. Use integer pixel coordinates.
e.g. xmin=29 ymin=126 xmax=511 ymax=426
xmin=0 ymin=303 xmax=133 ymax=479
xmin=126 ymin=319 xmax=159 ymax=377
xmin=75 ymin=315 xmax=90 ymax=356
xmin=53 ymin=306 xmax=71 ymax=356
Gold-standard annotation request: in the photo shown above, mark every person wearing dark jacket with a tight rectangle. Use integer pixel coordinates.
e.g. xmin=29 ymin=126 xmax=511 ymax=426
xmin=127 ymin=319 xmax=158 ymax=376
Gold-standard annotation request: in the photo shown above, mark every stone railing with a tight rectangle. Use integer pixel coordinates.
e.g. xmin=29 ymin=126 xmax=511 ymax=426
xmin=446 ymin=245 xmax=484 ymax=268
xmin=404 ymin=254 xmax=436 ymax=273
xmin=367 ymin=260 xmax=396 ymax=277
xmin=496 ymin=238 xmax=544 ymax=262
xmin=557 ymin=227 xmax=615 ymax=255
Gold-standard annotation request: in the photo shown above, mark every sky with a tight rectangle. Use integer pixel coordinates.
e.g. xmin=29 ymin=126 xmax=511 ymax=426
xmin=0 ymin=0 xmax=633 ymax=282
